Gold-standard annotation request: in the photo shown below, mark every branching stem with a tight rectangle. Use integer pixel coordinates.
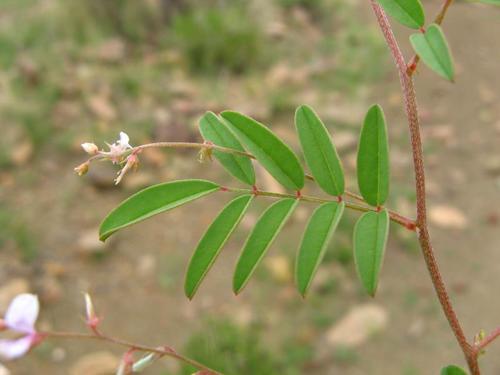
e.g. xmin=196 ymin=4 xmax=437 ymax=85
xmin=42 ymin=330 xmax=221 ymax=374
xmin=369 ymin=1 xmax=481 ymax=373
xmin=82 ymin=141 xmax=416 ymax=230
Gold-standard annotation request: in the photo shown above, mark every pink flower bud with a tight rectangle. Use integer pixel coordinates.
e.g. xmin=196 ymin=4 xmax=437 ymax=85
xmin=83 ymin=293 xmax=100 ymax=332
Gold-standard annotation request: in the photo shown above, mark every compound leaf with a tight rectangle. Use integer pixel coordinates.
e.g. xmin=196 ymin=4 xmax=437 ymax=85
xmin=296 ymin=201 xmax=345 ymax=296
xmin=357 ymin=104 xmax=390 ymax=207
xmin=199 ymin=111 xmax=255 ymax=185
xmin=377 ymin=0 xmax=425 ymax=29
xmin=233 ymin=198 xmax=298 ymax=294
xmin=99 ymin=179 xmax=219 ymax=241
xmin=353 ymin=209 xmax=390 ymax=296
xmin=221 ymin=111 xmax=305 ymax=191
xmin=295 ymin=105 xmax=345 ymax=196
xmin=410 ymin=24 xmax=455 ymax=81
xmin=185 ymin=194 xmax=253 ymax=299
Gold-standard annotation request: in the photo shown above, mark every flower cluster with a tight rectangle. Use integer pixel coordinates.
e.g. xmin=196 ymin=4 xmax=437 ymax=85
xmin=74 ymin=132 xmax=140 ymax=185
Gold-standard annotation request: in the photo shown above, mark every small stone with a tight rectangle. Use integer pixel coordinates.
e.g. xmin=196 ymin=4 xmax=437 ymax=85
xmin=137 ymin=254 xmax=156 ymax=277
xmin=69 ymin=351 xmax=119 ymax=375
xmin=86 ymin=165 xmax=118 ymax=190
xmin=96 ymin=38 xmax=125 ymax=63
xmin=77 ymin=228 xmax=114 ymax=255
xmin=11 ymin=140 xmax=33 ymax=166
xmin=334 ymin=131 xmax=357 ymax=152
xmin=37 ymin=276 xmax=63 ymax=303
xmin=122 ymin=171 xmax=156 ymax=191
xmin=325 ymin=304 xmax=388 ymax=348
xmin=265 ymin=255 xmax=291 ymax=283
xmin=429 ymin=205 xmax=468 ymax=229
xmin=484 ymin=157 xmax=500 ymax=176
xmin=0 ymin=278 xmax=30 ymax=312
xmin=51 ymin=347 xmax=66 ymax=362
xmin=0 ymin=363 xmax=11 ymax=375
xmin=87 ymin=95 xmax=116 ymax=122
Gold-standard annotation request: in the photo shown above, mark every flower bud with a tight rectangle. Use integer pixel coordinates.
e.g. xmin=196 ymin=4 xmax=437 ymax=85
xmin=132 ymin=352 xmax=158 ymax=372
xmin=74 ymin=162 xmax=89 ymax=176
xmin=116 ymin=349 xmax=134 ymax=375
xmin=81 ymin=142 xmax=99 ymax=155
xmin=83 ymin=292 xmax=100 ymax=332
xmin=198 ymin=144 xmax=213 ymax=163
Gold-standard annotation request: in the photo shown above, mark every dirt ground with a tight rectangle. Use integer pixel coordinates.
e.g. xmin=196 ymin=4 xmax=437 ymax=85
xmin=1 ymin=1 xmax=499 ymax=374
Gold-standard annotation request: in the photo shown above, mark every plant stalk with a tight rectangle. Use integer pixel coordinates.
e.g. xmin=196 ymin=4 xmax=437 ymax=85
xmin=369 ymin=1 xmax=479 ymax=373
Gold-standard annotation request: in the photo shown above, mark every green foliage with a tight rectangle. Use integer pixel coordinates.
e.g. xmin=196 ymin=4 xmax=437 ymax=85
xmin=441 ymin=365 xmax=468 ymax=375
xmin=357 ymin=104 xmax=390 ymax=207
xmin=99 ymin=179 xmax=219 ymax=240
xmin=233 ymin=198 xmax=298 ymax=294
xmin=376 ymin=0 xmax=425 ymax=29
xmin=185 ymin=195 xmax=253 ymax=299
xmin=296 ymin=201 xmax=344 ymax=296
xmin=295 ymin=105 xmax=345 ymax=196
xmin=221 ymin=111 xmax=305 ymax=191
xmin=199 ymin=112 xmax=256 ymax=185
xmin=58 ymin=0 xmax=164 ymax=43
xmin=180 ymin=320 xmax=282 ymax=375
xmin=478 ymin=0 xmax=500 ymax=4
xmin=170 ymin=2 xmax=267 ymax=74
xmin=353 ymin=209 xmax=390 ymax=296
xmin=410 ymin=24 xmax=455 ymax=81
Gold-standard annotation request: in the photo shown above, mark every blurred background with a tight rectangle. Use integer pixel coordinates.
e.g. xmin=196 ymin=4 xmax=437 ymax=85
xmin=0 ymin=0 xmax=499 ymax=374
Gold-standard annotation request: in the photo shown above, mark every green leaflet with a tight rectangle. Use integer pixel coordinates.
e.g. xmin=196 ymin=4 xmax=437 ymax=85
xmin=353 ymin=209 xmax=390 ymax=297
xmin=440 ymin=365 xmax=468 ymax=375
xmin=295 ymin=105 xmax=345 ymax=196
xmin=295 ymin=201 xmax=345 ymax=296
xmin=357 ymin=104 xmax=390 ymax=207
xmin=99 ymin=179 xmax=219 ymax=241
xmin=185 ymin=194 xmax=253 ymax=299
xmin=221 ymin=111 xmax=305 ymax=191
xmin=233 ymin=198 xmax=298 ymax=294
xmin=199 ymin=111 xmax=255 ymax=185
xmin=377 ymin=0 xmax=425 ymax=29
xmin=410 ymin=24 xmax=455 ymax=81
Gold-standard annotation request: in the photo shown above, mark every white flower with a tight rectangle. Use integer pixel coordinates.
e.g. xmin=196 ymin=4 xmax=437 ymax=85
xmin=102 ymin=132 xmax=133 ymax=164
xmin=0 ymin=294 xmax=42 ymax=360
xmin=117 ymin=132 xmax=131 ymax=149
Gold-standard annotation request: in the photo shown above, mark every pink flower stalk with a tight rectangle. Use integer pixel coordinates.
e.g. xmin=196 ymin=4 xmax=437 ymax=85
xmin=0 ymin=294 xmax=43 ymax=360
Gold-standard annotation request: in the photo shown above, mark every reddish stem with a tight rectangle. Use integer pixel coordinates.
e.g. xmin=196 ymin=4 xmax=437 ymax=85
xmin=369 ymin=1 xmax=479 ymax=373
xmin=477 ymin=327 xmax=500 ymax=352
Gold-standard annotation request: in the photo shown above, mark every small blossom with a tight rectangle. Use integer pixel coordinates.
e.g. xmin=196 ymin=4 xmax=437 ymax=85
xmin=74 ymin=162 xmax=89 ymax=176
xmin=83 ymin=292 xmax=100 ymax=332
xmin=81 ymin=142 xmax=99 ymax=155
xmin=114 ymin=153 xmax=139 ymax=185
xmin=0 ymin=294 xmax=43 ymax=360
xmin=101 ymin=132 xmax=133 ymax=164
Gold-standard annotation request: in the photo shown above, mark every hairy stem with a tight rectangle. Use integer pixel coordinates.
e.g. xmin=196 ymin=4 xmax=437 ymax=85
xmin=369 ymin=1 xmax=479 ymax=373
xmin=43 ymin=330 xmax=220 ymax=374
xmin=407 ymin=0 xmax=455 ymax=74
